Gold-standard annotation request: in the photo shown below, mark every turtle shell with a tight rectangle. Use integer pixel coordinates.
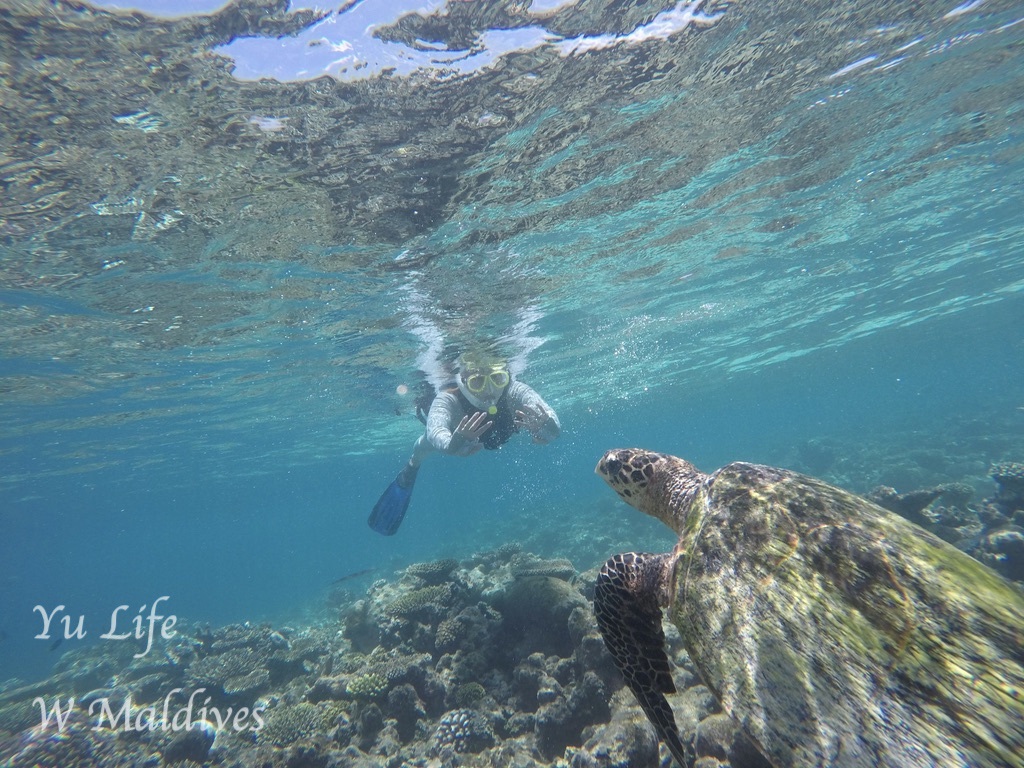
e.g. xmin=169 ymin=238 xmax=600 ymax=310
xmin=672 ymin=461 xmax=1024 ymax=768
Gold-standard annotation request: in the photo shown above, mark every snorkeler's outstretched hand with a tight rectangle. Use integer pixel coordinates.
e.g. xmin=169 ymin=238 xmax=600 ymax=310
xmin=449 ymin=411 xmax=492 ymax=455
xmin=515 ymin=406 xmax=550 ymax=443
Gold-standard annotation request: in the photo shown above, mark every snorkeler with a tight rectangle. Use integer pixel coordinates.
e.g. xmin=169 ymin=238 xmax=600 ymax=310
xmin=368 ymin=352 xmax=560 ymax=535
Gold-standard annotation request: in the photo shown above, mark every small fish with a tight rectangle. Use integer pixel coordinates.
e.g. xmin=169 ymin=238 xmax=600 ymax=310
xmin=49 ymin=636 xmax=63 ymax=652
xmin=332 ymin=567 xmax=375 ymax=585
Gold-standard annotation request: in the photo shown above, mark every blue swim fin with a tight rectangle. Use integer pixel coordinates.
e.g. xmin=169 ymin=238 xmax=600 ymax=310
xmin=368 ymin=464 xmax=419 ymax=535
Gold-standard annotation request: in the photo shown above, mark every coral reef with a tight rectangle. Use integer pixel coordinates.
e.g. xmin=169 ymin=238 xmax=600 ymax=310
xmin=186 ymin=646 xmax=271 ymax=696
xmin=341 ymin=599 xmax=379 ymax=654
xmin=384 ymin=584 xmax=453 ymax=618
xmin=867 ymin=485 xmax=943 ymax=525
xmin=535 ymin=670 xmax=610 ymax=758
xmin=452 ymin=681 xmax=486 ymax=708
xmin=405 ymin=558 xmax=459 ymax=584
xmin=1 ymin=716 xmax=116 ymax=767
xmin=3 ymin=510 xmax=1022 ymax=768
xmin=511 ymin=556 xmax=578 ymax=580
xmin=184 ymin=622 xmax=324 ymax=704
xmin=936 ymin=482 xmax=975 ymax=509
xmin=693 ymin=712 xmax=770 ymax=767
xmin=257 ymin=701 xmax=345 ymax=747
xmin=568 ymin=705 xmax=660 ymax=768
xmin=386 ymin=683 xmax=426 ymax=742
xmin=162 ymin=720 xmax=218 ymax=763
xmin=837 ymin=457 xmax=1024 ymax=583
xmin=971 ymin=526 xmax=1024 ymax=583
xmin=496 ymin=575 xmax=588 ymax=657
xmin=344 ymin=673 xmax=387 ymax=701
xmin=431 ymin=708 xmax=495 ymax=754
xmin=991 ymin=462 xmax=1024 ymax=513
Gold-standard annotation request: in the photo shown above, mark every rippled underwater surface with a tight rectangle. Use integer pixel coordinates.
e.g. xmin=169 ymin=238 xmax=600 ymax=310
xmin=1 ymin=0 xmax=1023 ymax=682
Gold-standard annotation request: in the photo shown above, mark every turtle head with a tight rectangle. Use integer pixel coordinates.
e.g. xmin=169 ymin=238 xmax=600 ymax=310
xmin=596 ymin=448 xmax=706 ymax=530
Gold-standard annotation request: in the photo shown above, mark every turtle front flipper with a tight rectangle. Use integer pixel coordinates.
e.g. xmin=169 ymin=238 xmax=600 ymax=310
xmin=596 ymin=552 xmax=691 ymax=768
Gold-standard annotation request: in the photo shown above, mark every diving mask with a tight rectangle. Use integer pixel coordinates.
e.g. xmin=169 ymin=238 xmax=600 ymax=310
xmin=458 ymin=364 xmax=509 ymax=413
xmin=464 ymin=368 xmax=510 ymax=394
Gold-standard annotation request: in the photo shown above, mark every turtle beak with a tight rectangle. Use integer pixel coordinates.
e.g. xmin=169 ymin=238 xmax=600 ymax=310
xmin=596 ymin=451 xmax=622 ymax=481
xmin=598 ymin=454 xmax=618 ymax=479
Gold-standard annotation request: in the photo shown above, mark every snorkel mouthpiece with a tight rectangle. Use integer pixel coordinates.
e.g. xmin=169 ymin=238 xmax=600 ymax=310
xmin=488 ymin=405 xmax=498 ymax=415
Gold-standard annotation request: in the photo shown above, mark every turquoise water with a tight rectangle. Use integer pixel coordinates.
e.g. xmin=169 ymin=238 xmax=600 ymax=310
xmin=2 ymin=0 xmax=1023 ymax=688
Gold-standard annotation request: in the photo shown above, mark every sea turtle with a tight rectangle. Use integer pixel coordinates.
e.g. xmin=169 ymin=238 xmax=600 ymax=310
xmin=593 ymin=448 xmax=1024 ymax=768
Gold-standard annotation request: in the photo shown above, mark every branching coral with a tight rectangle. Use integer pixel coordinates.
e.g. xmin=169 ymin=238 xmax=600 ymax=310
xmin=345 ymin=673 xmax=388 ymax=701
xmin=431 ymin=708 xmax=495 ymax=754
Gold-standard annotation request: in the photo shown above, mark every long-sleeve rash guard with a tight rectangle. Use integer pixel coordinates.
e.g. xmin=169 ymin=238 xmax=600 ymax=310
xmin=412 ymin=380 xmax=560 ymax=463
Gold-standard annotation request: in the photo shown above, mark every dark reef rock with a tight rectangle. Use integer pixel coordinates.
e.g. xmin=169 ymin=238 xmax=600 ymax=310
xmin=162 ymin=720 xmax=217 ymax=763
xmin=342 ymin=600 xmax=380 ymax=654
xmin=694 ymin=712 xmax=737 ymax=761
xmin=674 ymin=684 xmax=718 ymax=737
xmin=386 ymin=683 xmax=426 ymax=742
xmin=570 ymin=708 xmax=660 ymax=768
xmin=497 ymin=575 xmax=588 ymax=658
xmin=512 ymin=653 xmax=555 ymax=712
xmin=935 ymin=482 xmax=975 ymax=509
xmin=536 ymin=671 xmax=611 ymax=759
xmin=867 ymin=485 xmax=942 ymax=525
xmin=354 ymin=702 xmax=384 ymax=752
xmin=694 ymin=712 xmax=770 ymax=767
xmin=971 ymin=526 xmax=1024 ymax=583
xmin=991 ymin=462 xmax=1024 ymax=513
xmin=307 ymin=674 xmax=348 ymax=702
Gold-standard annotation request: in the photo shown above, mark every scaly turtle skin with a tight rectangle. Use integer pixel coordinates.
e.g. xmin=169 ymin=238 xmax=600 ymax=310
xmin=594 ymin=448 xmax=1024 ymax=768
